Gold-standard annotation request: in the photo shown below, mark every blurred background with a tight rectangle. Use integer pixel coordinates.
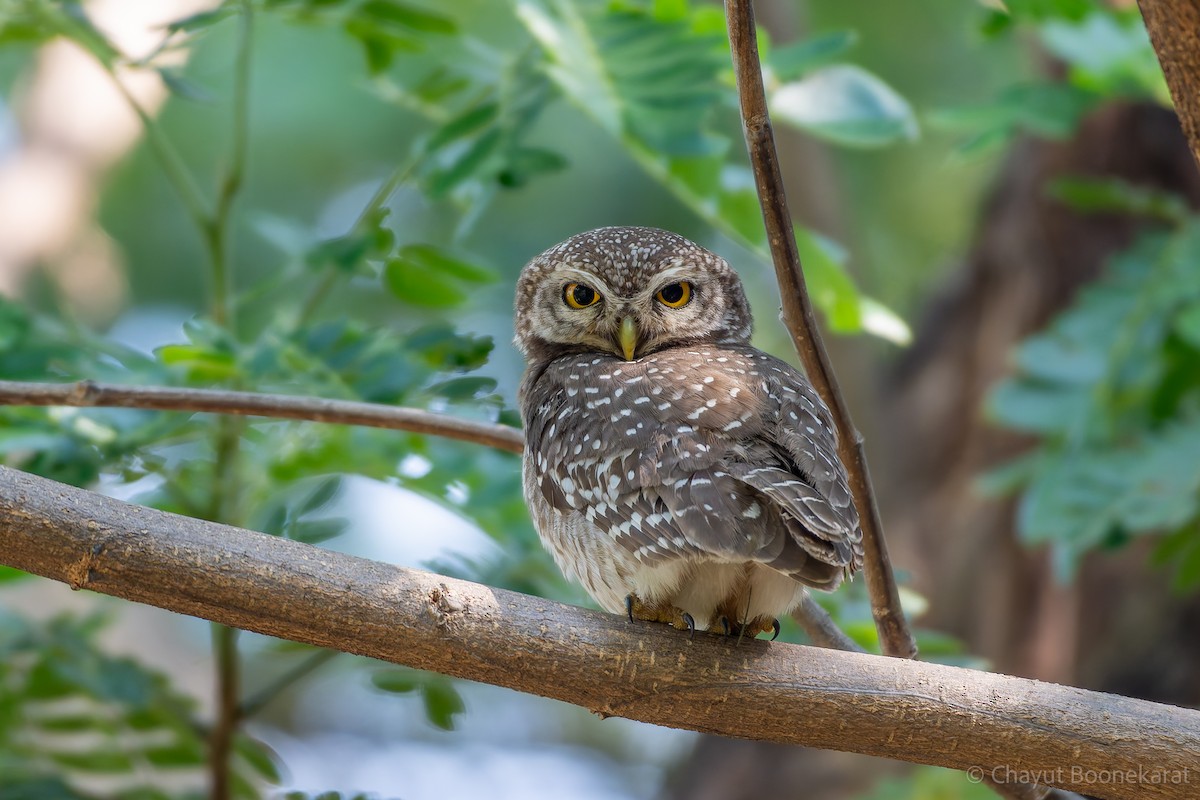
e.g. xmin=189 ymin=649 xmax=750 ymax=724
xmin=2 ymin=0 xmax=1198 ymax=798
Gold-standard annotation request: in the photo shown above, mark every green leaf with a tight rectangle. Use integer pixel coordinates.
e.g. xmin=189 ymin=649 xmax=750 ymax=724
xmin=860 ymin=765 xmax=997 ymax=800
xmin=27 ymin=660 xmax=76 ymax=700
xmin=343 ymin=18 xmax=421 ymax=74
xmin=1040 ymin=12 xmax=1169 ymax=104
xmin=143 ymin=740 xmax=206 ymax=767
xmin=651 ymin=0 xmax=689 ymax=22
xmin=1049 ymin=177 xmax=1188 ymax=223
xmin=398 ymin=245 xmax=496 ymax=284
xmin=426 ymin=376 xmax=497 ymax=401
xmin=1001 ymin=0 xmax=1098 ymax=23
xmin=300 ymin=476 xmax=343 ymax=514
xmin=795 ymin=227 xmax=862 ymax=332
xmin=976 ymin=452 xmax=1043 ymax=497
xmin=986 ymin=220 xmax=1200 ymax=574
xmin=156 ymin=345 xmax=238 ymax=382
xmin=48 ymin=749 xmax=134 ymax=772
xmin=307 ymin=211 xmax=395 ymax=273
xmin=421 ymin=681 xmax=465 ymax=730
xmin=1153 ymin=526 xmax=1200 ymax=591
xmin=771 ymin=65 xmax=918 ymax=148
xmin=930 ymin=82 xmax=1099 ymax=150
xmin=290 ymin=517 xmax=349 ymax=545
xmin=412 ymin=68 xmax=471 ymax=103
xmin=858 ymin=296 xmax=912 ymax=345
xmin=384 ymin=258 xmax=468 ymax=308
xmin=1174 ymin=302 xmax=1200 ymax=350
xmin=426 ymin=103 xmax=500 ymax=152
xmin=768 ymin=30 xmax=859 ymax=81
xmin=0 ymin=776 xmax=93 ymax=800
xmin=32 ymin=715 xmax=99 ymax=732
xmin=0 ymin=566 xmax=30 ymax=583
xmin=518 ymin=1 xmax=725 ymax=153
xmin=371 ymin=669 xmax=419 ymax=694
xmin=235 ymin=735 xmax=283 ymax=783
xmin=166 ymin=7 xmax=237 ymax=34
xmin=426 ymin=127 xmax=503 ymax=195
xmin=498 ymin=147 xmax=569 ymax=187
xmin=359 ymin=0 xmax=456 ymax=34
xmin=405 ymin=325 xmax=494 ymax=371
xmin=1018 ymin=422 xmax=1200 ymax=555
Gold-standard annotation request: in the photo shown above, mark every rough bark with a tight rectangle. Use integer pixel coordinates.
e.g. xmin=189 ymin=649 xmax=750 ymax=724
xmin=1 ymin=465 xmax=1199 ymax=800
xmin=1138 ymin=0 xmax=1200 ymax=170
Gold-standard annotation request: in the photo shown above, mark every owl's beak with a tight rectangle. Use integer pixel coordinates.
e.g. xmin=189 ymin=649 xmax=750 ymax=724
xmin=617 ymin=316 xmax=638 ymax=361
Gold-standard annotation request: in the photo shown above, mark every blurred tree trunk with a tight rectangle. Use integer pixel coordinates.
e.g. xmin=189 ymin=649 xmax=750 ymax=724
xmin=663 ymin=101 xmax=1200 ymax=800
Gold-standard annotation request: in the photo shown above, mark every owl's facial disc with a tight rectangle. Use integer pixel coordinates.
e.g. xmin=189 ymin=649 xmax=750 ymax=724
xmin=514 ymin=227 xmax=754 ymax=364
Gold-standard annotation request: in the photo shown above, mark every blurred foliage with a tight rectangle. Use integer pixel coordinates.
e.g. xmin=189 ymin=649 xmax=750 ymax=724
xmin=858 ymin=766 xmax=995 ymax=800
xmin=0 ymin=0 xmax=926 ymax=795
xmin=944 ymin=1 xmax=1200 ymax=593
xmin=370 ymin=668 xmax=465 ymax=731
xmin=0 ymin=610 xmax=279 ymax=799
xmin=930 ymin=0 xmax=1168 ymax=159
xmin=1 ymin=0 xmax=1189 ymax=798
xmin=984 ymin=200 xmax=1200 ymax=586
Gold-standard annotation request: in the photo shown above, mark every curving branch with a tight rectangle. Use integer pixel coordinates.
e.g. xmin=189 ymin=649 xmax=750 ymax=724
xmin=1 ymin=465 xmax=1197 ymax=800
xmin=0 ymin=379 xmax=525 ymax=454
xmin=723 ymin=0 xmax=916 ymax=658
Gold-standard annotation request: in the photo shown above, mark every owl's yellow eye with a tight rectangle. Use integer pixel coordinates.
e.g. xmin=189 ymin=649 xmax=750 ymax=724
xmin=563 ymin=282 xmax=601 ymax=309
xmin=655 ymin=281 xmax=692 ymax=309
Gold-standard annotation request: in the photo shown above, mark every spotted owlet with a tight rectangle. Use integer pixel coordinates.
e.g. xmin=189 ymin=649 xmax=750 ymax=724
xmin=515 ymin=227 xmax=862 ymax=638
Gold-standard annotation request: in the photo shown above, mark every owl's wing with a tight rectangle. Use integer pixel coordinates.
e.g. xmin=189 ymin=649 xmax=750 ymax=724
xmin=731 ymin=357 xmax=864 ymax=575
xmin=523 ymin=352 xmax=860 ymax=586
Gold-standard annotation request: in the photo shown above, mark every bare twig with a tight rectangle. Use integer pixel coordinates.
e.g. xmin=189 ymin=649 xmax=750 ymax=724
xmin=1 ymin=465 xmax=1196 ymax=800
xmin=239 ymin=649 xmax=339 ymax=719
xmin=295 ymin=153 xmax=421 ymax=327
xmin=723 ymin=0 xmax=916 ymax=660
xmin=209 ymin=624 xmax=240 ymax=800
xmin=205 ymin=0 xmax=254 ymax=331
xmin=0 ymin=380 xmax=524 ymax=455
xmin=790 ymin=593 xmax=864 ymax=653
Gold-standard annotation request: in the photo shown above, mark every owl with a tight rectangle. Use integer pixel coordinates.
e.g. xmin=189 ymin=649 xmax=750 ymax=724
xmin=515 ymin=226 xmax=862 ymax=638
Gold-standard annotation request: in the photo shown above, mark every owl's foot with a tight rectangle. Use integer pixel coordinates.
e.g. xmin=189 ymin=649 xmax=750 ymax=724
xmin=715 ymin=614 xmax=779 ymax=640
xmin=625 ymin=594 xmax=696 ymax=639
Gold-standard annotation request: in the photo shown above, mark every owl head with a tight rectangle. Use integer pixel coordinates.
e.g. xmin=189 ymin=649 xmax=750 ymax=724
xmin=514 ymin=227 xmax=753 ymax=365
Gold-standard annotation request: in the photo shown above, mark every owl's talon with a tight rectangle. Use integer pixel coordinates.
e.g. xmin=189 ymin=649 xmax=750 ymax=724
xmin=624 ymin=594 xmax=635 ymax=623
xmin=719 ymin=616 xmax=732 ymax=636
xmin=770 ymin=619 xmax=781 ymax=641
xmin=682 ymin=612 xmax=696 ymax=640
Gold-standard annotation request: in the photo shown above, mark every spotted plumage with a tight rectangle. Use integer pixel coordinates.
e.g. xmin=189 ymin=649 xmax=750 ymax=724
xmin=515 ymin=226 xmax=862 ymax=636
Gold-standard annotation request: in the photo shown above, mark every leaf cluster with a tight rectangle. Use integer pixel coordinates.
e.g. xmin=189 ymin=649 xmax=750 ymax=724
xmin=0 ymin=612 xmax=279 ymax=799
xmin=931 ymin=0 xmax=1169 ymax=158
xmin=984 ymin=184 xmax=1200 ymax=587
xmin=0 ymin=0 xmax=929 ymax=792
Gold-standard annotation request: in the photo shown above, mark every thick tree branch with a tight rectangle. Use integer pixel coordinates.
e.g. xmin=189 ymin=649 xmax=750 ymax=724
xmin=1138 ymin=0 xmax=1200 ymax=171
xmin=723 ymin=0 xmax=916 ymax=658
xmin=0 ymin=380 xmax=524 ymax=454
xmin=0 ymin=378 xmax=849 ymax=642
xmin=1 ymin=466 xmax=1196 ymax=800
